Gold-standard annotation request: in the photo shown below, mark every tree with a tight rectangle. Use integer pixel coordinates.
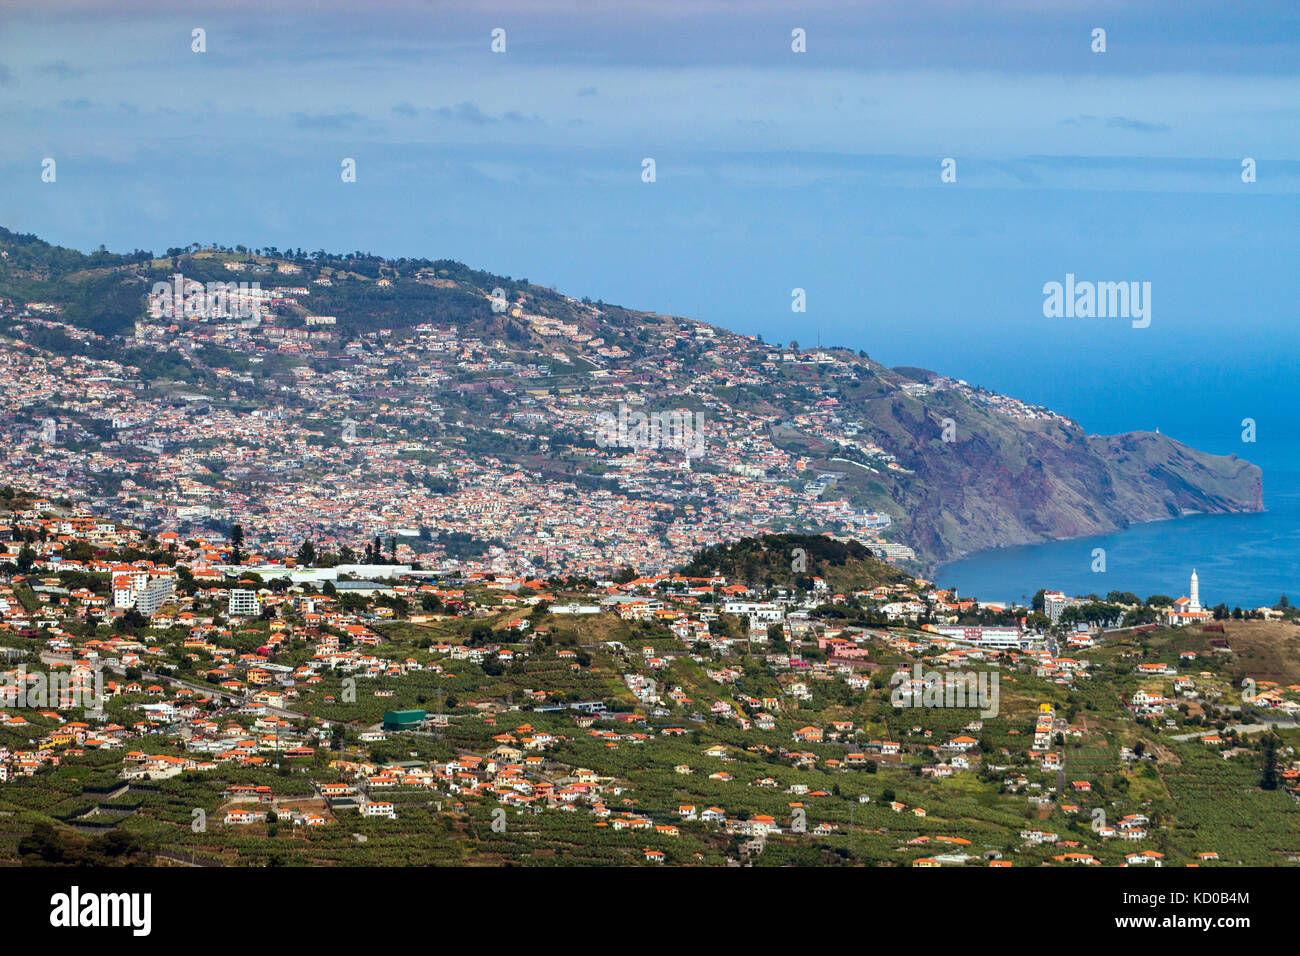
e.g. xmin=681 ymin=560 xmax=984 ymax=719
xmin=1261 ymin=733 xmax=1281 ymax=790
xmin=114 ymin=608 xmax=149 ymax=633
xmin=297 ymin=539 xmax=317 ymax=566
xmin=15 ymin=544 xmax=35 ymax=574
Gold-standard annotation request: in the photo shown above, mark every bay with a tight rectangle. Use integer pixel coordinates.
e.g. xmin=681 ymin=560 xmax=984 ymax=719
xmin=936 ymin=468 xmax=1300 ymax=610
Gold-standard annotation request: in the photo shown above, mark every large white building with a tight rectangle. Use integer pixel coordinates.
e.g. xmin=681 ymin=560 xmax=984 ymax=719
xmin=112 ymin=570 xmax=176 ymax=617
xmin=134 ymin=576 xmax=176 ymax=616
xmin=931 ymin=625 xmax=1023 ymax=649
xmin=1043 ymin=590 xmax=1081 ymax=624
xmin=722 ymin=601 xmax=784 ymax=622
xmin=228 ymin=589 xmax=261 ymax=617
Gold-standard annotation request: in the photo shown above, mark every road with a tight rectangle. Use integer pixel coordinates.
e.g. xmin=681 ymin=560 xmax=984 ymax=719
xmin=1171 ymin=720 xmax=1300 ymax=741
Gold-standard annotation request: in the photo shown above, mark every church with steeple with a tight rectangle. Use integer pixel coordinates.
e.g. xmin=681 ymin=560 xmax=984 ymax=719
xmin=1168 ymin=568 xmax=1212 ymax=625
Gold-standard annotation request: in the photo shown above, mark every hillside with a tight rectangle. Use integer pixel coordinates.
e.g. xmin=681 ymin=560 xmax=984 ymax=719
xmin=0 ymin=228 xmax=1264 ymax=571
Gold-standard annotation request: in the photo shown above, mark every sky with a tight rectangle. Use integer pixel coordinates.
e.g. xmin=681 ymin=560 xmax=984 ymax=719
xmin=1 ymin=0 xmax=1298 ymax=466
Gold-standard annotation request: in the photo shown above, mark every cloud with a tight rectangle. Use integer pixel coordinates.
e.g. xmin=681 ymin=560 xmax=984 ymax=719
xmin=1104 ymin=116 xmax=1172 ymax=133
xmin=394 ymin=101 xmax=541 ymax=125
xmin=433 ymin=102 xmax=495 ymax=125
xmin=36 ymin=60 xmax=84 ymax=79
xmin=1061 ymin=114 xmax=1171 ymax=133
xmin=290 ymin=111 xmax=364 ymax=129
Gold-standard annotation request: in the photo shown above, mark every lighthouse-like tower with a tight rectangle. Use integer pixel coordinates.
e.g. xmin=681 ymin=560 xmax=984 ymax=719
xmin=1189 ymin=569 xmax=1201 ymax=613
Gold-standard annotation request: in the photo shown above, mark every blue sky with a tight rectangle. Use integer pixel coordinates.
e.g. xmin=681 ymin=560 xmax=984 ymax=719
xmin=1 ymin=0 xmax=1298 ymax=462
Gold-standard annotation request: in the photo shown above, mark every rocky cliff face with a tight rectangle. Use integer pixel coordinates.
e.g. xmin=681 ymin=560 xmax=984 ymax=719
xmin=830 ymin=375 xmax=1263 ymax=568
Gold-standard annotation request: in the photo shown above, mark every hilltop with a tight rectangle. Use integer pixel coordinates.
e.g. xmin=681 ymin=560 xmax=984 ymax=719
xmin=678 ymin=533 xmax=915 ymax=594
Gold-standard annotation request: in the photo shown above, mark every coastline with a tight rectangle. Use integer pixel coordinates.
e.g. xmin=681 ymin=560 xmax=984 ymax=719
xmin=932 ymin=498 xmax=1286 ymax=608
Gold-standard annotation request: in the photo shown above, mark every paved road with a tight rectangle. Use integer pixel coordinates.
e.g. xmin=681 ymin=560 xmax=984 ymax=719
xmin=1171 ymin=720 xmax=1300 ymax=741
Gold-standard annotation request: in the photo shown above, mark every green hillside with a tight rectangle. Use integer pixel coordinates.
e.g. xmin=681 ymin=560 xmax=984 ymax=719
xmin=679 ymin=533 xmax=915 ymax=593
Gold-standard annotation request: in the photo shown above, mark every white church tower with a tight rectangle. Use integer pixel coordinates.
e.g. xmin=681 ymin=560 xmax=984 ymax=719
xmin=1189 ymin=569 xmax=1201 ymax=613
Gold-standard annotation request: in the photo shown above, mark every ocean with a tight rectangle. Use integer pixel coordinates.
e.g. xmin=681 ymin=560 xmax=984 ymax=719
xmin=935 ymin=469 xmax=1300 ymax=609
xmin=932 ymin=402 xmax=1300 ymax=610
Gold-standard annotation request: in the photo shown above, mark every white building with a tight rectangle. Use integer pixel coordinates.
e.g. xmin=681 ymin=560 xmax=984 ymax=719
xmin=135 ymin=575 xmax=176 ymax=616
xmin=113 ymin=571 xmax=175 ymax=617
xmin=722 ymin=601 xmax=784 ymax=622
xmin=1043 ymin=590 xmax=1080 ymax=624
xmin=931 ymin=625 xmax=1022 ymax=648
xmin=229 ymin=589 xmax=261 ymax=617
xmin=1167 ymin=569 xmax=1213 ymax=626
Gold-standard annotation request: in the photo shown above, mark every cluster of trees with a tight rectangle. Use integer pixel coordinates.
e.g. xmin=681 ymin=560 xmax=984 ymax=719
xmin=225 ymin=530 xmax=420 ymax=569
xmin=1056 ymin=601 xmax=1125 ymax=628
xmin=680 ymin=533 xmax=908 ymax=592
xmin=1032 ymin=589 xmax=1177 ymax=613
xmin=1209 ymin=602 xmax=1286 ymax=621
xmin=18 ymin=821 xmax=152 ymax=866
